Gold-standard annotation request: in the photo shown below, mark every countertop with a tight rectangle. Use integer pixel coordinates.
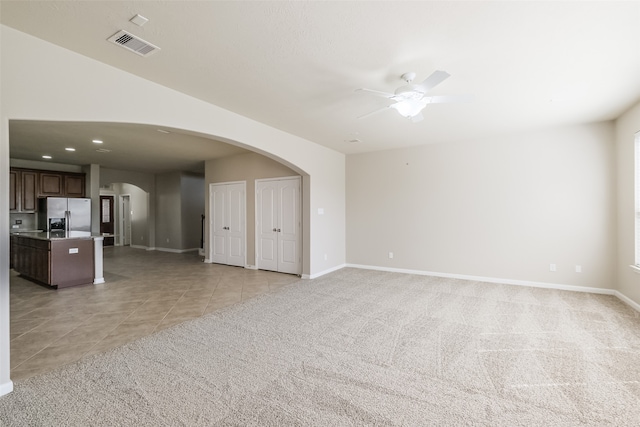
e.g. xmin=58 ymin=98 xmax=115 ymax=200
xmin=11 ymin=230 xmax=97 ymax=241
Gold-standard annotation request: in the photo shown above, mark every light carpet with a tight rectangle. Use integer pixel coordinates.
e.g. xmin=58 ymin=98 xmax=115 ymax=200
xmin=1 ymin=268 xmax=640 ymax=426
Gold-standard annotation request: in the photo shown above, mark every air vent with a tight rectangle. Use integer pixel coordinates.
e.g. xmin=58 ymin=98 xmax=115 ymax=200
xmin=107 ymin=30 xmax=160 ymax=57
xmin=96 ymin=148 xmax=112 ymax=153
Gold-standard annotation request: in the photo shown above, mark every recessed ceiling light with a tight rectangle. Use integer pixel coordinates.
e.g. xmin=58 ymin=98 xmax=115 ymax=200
xmin=92 ymin=139 xmax=103 ymax=144
xmin=96 ymin=148 xmax=112 ymax=153
xmin=157 ymin=129 xmax=170 ymax=134
xmin=65 ymin=147 xmax=76 ymax=151
xmin=42 ymin=155 xmax=52 ymax=159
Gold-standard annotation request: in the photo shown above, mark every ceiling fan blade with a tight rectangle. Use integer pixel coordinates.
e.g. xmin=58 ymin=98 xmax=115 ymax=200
xmin=416 ymin=70 xmax=450 ymax=93
xmin=355 ymin=88 xmax=396 ymax=99
xmin=357 ymin=105 xmax=391 ymax=119
xmin=410 ymin=112 xmax=424 ymax=123
xmin=426 ymin=95 xmax=473 ymax=104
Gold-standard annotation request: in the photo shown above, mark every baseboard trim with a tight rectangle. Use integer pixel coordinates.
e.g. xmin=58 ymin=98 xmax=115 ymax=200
xmin=129 ymin=245 xmax=198 ymax=254
xmin=346 ymin=263 xmax=640 ymax=312
xmin=346 ymin=263 xmax=615 ymax=295
xmin=304 ymin=263 xmax=347 ymax=279
xmin=129 ymin=244 xmax=158 ymax=251
xmin=0 ymin=380 xmax=13 ymax=397
xmin=155 ymin=247 xmax=199 ymax=254
xmin=614 ymin=290 xmax=640 ymax=312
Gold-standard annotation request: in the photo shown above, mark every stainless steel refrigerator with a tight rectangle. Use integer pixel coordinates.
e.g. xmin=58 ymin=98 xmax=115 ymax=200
xmin=38 ymin=197 xmax=92 ymax=232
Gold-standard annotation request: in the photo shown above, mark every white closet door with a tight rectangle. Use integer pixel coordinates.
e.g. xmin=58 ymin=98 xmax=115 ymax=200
xmin=210 ymin=184 xmax=228 ymax=264
xmin=256 ymin=177 xmax=301 ymax=274
xmin=209 ymin=182 xmax=245 ymax=266
xmin=256 ymin=181 xmax=278 ymax=271
xmin=277 ymin=178 xmax=301 ymax=274
xmin=226 ymin=183 xmax=246 ymax=267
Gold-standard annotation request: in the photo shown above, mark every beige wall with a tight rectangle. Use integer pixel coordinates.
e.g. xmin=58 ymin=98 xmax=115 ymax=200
xmin=155 ymin=172 xmax=183 ymax=250
xmin=615 ymin=100 xmax=640 ymax=305
xmin=181 ymin=173 xmax=205 ymax=251
xmin=347 ymin=122 xmax=617 ymax=289
xmin=205 ymin=152 xmax=299 ymax=266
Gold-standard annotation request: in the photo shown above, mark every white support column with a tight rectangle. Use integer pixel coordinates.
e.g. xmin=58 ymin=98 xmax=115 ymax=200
xmin=93 ymin=236 xmax=105 ymax=284
xmin=0 ymin=119 xmax=13 ymax=396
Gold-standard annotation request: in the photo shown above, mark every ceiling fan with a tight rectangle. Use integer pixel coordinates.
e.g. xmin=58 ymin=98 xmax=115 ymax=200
xmin=357 ymin=70 xmax=468 ymax=123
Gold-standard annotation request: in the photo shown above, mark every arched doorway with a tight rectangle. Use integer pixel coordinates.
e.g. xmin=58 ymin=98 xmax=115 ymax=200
xmin=100 ymin=182 xmax=149 ymax=248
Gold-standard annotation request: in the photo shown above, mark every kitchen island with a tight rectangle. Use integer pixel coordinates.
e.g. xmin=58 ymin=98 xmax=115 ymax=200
xmin=11 ymin=231 xmax=104 ymax=289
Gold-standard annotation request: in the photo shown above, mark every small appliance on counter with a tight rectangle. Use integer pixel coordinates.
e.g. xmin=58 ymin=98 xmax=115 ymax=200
xmin=37 ymin=197 xmax=91 ymax=233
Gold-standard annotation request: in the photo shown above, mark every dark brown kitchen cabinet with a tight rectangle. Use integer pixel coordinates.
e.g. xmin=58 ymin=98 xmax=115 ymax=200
xmin=11 ymin=234 xmax=94 ymax=288
xmin=9 ymin=170 xmax=18 ymax=212
xmin=9 ymin=169 xmax=86 ymax=211
xmin=9 ymin=169 xmax=38 ymax=212
xmin=11 ymin=235 xmax=51 ymax=285
xmin=39 ymin=172 xmax=64 ymax=196
xmin=39 ymin=171 xmax=85 ymax=198
xmin=64 ymin=174 xmax=85 ymax=198
xmin=21 ymin=170 xmax=38 ymax=211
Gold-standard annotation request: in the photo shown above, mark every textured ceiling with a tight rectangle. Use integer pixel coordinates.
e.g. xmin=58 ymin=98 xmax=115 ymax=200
xmin=2 ymin=1 xmax=640 ymax=172
xmin=8 ymin=121 xmax=250 ymax=174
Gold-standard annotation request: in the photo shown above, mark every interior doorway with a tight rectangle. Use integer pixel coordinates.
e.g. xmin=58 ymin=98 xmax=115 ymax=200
xmin=99 ymin=195 xmax=115 ymax=246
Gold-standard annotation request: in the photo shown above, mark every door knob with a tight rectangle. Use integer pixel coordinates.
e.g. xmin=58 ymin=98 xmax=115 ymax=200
xmin=273 ymin=228 xmax=277 ymax=232
xmin=277 ymin=229 xmax=281 ymax=232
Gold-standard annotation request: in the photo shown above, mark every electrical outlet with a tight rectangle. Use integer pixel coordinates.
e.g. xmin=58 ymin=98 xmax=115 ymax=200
xmin=324 ymin=254 xmax=328 ymax=261
xmin=389 ymin=252 xmax=394 ymax=259
xmin=549 ymin=263 xmax=556 ymax=272
xmin=575 ymin=265 xmax=582 ymax=273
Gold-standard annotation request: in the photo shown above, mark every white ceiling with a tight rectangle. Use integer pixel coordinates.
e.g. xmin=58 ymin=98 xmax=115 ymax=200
xmin=2 ymin=1 xmax=640 ymax=172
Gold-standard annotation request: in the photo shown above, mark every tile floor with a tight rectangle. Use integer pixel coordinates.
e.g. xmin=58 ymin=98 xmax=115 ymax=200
xmin=9 ymin=246 xmax=301 ymax=381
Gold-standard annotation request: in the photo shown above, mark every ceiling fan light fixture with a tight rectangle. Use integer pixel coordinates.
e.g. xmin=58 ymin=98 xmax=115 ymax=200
xmin=391 ymin=99 xmax=428 ymax=118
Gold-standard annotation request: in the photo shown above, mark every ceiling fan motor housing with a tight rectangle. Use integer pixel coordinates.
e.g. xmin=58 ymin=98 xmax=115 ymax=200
xmin=394 ymin=85 xmax=427 ymax=99
xmin=401 ymin=72 xmax=416 ymax=83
